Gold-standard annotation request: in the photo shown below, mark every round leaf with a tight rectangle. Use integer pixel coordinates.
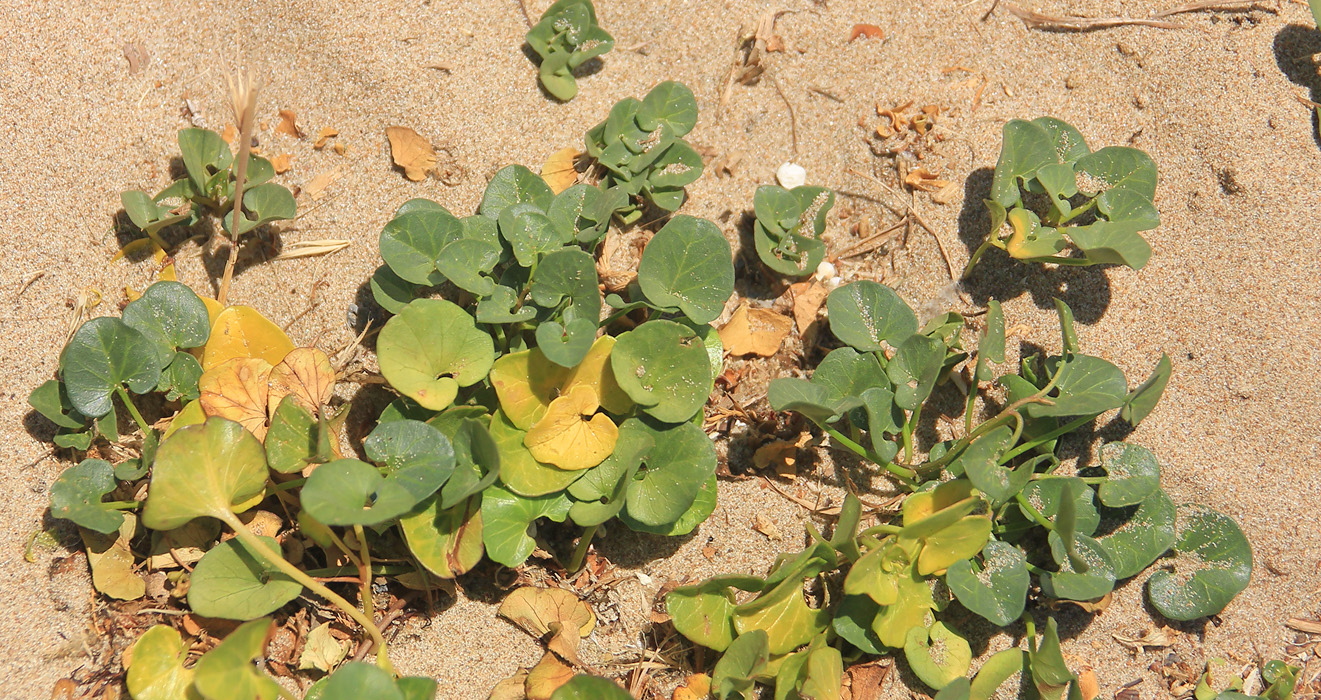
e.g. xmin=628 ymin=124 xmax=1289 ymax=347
xmin=143 ymin=418 xmax=268 ymax=531
xmin=480 ymin=484 xmax=571 ymax=567
xmin=1097 ymin=488 xmax=1178 ymax=579
xmin=121 ymin=281 xmax=211 ymax=369
xmin=1096 ymin=441 xmax=1161 ymax=507
xmin=301 ymin=458 xmax=445 ymax=526
xmin=826 ymin=281 xmax=918 ymax=352
xmin=636 ymin=81 xmax=698 ymax=136
xmin=946 ymin=540 xmax=1028 ymax=627
xmin=905 ymin=622 xmax=972 ymax=690
xmin=50 ymin=458 xmax=123 ymax=534
xmin=1146 ymin=505 xmax=1252 ymax=621
xmin=480 ymin=164 xmax=554 ymax=220
xmin=400 ymin=495 xmax=484 ymax=579
xmin=189 ymin=536 xmax=302 ymax=620
xmin=610 ymin=320 xmax=712 ymax=423
xmin=364 ymin=419 xmax=456 ymax=481
xmin=193 ymin=618 xmax=281 ymax=700
xmin=492 ymin=411 xmax=584 ymax=497
xmin=530 ymin=248 xmax=601 ymax=325
xmin=379 ymin=208 xmax=465 ymax=286
xmin=378 ymin=299 xmax=494 ymax=411
xmin=126 ymin=626 xmax=194 ymax=700
xmin=201 ymin=305 xmax=294 ymax=371
xmin=60 ymin=317 xmax=162 ymax=418
xmin=636 ymin=215 xmax=734 ymax=325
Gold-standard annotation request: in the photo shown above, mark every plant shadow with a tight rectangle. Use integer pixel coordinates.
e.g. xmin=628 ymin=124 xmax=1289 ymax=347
xmin=956 ymin=168 xmax=1113 ymax=326
xmin=1274 ymin=23 xmax=1321 ymax=149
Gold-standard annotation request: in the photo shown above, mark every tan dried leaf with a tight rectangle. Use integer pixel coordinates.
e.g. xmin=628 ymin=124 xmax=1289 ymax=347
xmin=540 ymin=147 xmax=580 ymax=194
xmin=525 ymin=653 xmax=574 ymax=700
xmin=753 ymin=512 xmax=781 ymax=541
xmin=1078 ymin=668 xmax=1100 ymax=700
xmin=304 ymin=167 xmax=343 ymax=200
xmin=386 ymin=126 xmax=436 ymax=181
xmin=905 ymin=167 xmax=950 ymax=192
xmin=673 ymin=674 xmax=712 ymax=700
xmin=490 ymin=670 xmax=529 ymax=700
xmin=313 ymin=127 xmax=339 ymax=150
xmin=220 ymin=124 xmax=237 ymax=144
xmin=753 ymin=439 xmax=799 ymax=479
xmin=123 ymin=42 xmax=150 ymax=75
xmin=788 ymin=280 xmax=829 ymax=336
xmin=275 ymin=109 xmax=302 ymax=137
xmin=849 ymin=24 xmax=884 ymax=42
xmin=1286 ymin=618 xmax=1321 ymax=634
xmin=270 ymin=153 xmax=293 ymax=174
xmin=845 ymin=660 xmax=892 ymax=700
xmin=298 ymin=622 xmax=347 ymax=672
xmin=199 ymin=357 xmax=274 ymax=440
xmin=1113 ymin=626 xmax=1178 ymax=653
xmin=719 ymin=303 xmax=793 ymax=357
xmin=81 ymin=514 xmax=145 ymax=601
xmin=267 ymin=347 xmax=336 ymax=416
xmin=498 ymin=587 xmax=596 ymax=665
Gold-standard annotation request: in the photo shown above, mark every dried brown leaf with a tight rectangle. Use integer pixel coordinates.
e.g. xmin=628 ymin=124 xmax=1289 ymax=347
xmin=275 ymin=109 xmax=302 ymax=137
xmin=304 ymin=167 xmax=343 ymax=200
xmin=753 ymin=512 xmax=781 ymax=541
xmin=1079 ymin=668 xmax=1100 ymax=700
xmin=1113 ymin=626 xmax=1178 ymax=653
xmin=525 ymin=653 xmax=574 ymax=700
xmin=719 ymin=303 xmax=793 ymax=357
xmin=788 ymin=280 xmax=829 ymax=336
xmin=386 ymin=126 xmax=436 ymax=181
xmin=199 ymin=357 xmax=273 ymax=440
xmin=270 ymin=153 xmax=293 ymax=174
xmin=81 ymin=514 xmax=145 ymax=601
xmin=846 ymin=660 xmax=892 ymax=700
xmin=849 ymin=24 xmax=884 ymax=42
xmin=313 ymin=127 xmax=339 ymax=150
xmin=905 ymin=167 xmax=950 ymax=192
xmin=267 ymin=347 xmax=336 ymax=416
xmin=1286 ymin=618 xmax=1321 ymax=635
xmin=540 ymin=147 xmax=580 ymax=194
xmin=673 ymin=674 xmax=712 ymax=700
xmin=123 ymin=42 xmax=150 ymax=75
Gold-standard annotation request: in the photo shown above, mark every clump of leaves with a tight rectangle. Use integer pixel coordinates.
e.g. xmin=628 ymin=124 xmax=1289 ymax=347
xmin=666 ymin=281 xmax=1251 ymax=697
xmin=583 ymin=81 xmax=703 ymax=223
xmin=120 ymin=127 xmax=295 ymax=250
xmin=526 ymin=0 xmax=614 ymax=101
xmin=750 ymin=184 xmax=836 ymax=277
xmin=370 ymin=158 xmax=733 ymax=574
xmin=965 ymin=117 xmax=1158 ymax=274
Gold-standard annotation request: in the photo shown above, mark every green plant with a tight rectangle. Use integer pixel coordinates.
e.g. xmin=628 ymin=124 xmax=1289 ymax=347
xmin=666 ymin=280 xmax=1252 ymax=697
xmin=750 ymin=184 xmax=836 ymax=277
xmin=965 ymin=117 xmax=1158 ymax=274
xmin=526 ymin=0 xmax=614 ymax=101
xmin=583 ymin=81 xmax=703 ymax=223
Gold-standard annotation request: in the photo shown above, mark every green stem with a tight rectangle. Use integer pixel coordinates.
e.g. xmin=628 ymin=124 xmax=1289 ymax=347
xmin=599 ymin=301 xmax=650 ymax=328
xmin=962 ymin=237 xmax=998 ymax=278
xmin=304 ymin=564 xmax=415 ymax=578
xmin=1056 ymin=198 xmax=1097 ymax=225
xmin=353 ymin=525 xmax=375 ymax=632
xmin=999 ymin=413 xmax=1096 ymax=464
xmin=269 ymin=477 xmax=307 ymax=493
xmin=831 ymin=493 xmax=864 ymax=561
xmin=1023 ymin=255 xmax=1096 ymax=266
xmin=825 ymin=427 xmax=918 ymax=484
xmin=115 ymin=387 xmax=152 ymax=436
xmin=858 ymin=523 xmax=904 ymax=538
xmin=218 ymin=512 xmax=395 ymax=676
xmin=104 ymin=500 xmax=141 ymax=510
xmin=566 ymin=525 xmax=598 ymax=573
xmin=1014 ymin=492 xmax=1054 ymax=531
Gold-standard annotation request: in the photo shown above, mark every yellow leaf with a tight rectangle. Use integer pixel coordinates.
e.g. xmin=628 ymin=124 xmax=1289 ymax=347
xmin=673 ymin=674 xmax=712 ymax=700
xmin=490 ymin=337 xmax=632 ymax=430
xmin=498 ymin=586 xmax=596 ymax=665
xmin=385 ymin=126 xmax=435 ymax=181
xmin=112 ymin=237 xmax=157 ymax=263
xmin=719 ymin=303 xmax=793 ymax=357
xmin=267 ymin=347 xmax=335 ymax=416
xmin=561 ymin=335 xmax=633 ymax=416
xmin=540 ymin=147 xmax=580 ymax=194
xmin=81 ymin=514 xmax=145 ymax=601
xmin=200 ymin=297 xmax=224 ymax=327
xmin=163 ymin=399 xmax=207 ymax=440
xmin=202 ymin=305 xmax=294 ymax=370
xmin=298 ymin=622 xmax=348 ymax=672
xmin=523 ymin=386 xmax=617 ymax=471
xmin=525 ymin=653 xmax=574 ymax=700
xmin=199 ymin=358 xmax=273 ymax=440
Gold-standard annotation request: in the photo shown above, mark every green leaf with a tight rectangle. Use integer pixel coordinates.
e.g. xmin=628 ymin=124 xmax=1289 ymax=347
xmin=732 ymin=575 xmax=830 ymax=655
xmin=192 ymin=619 xmax=280 ymax=700
xmin=888 ymin=333 xmax=945 ymax=410
xmin=370 ymin=265 xmax=419 ymax=315
xmin=1097 ymin=488 xmax=1177 ymax=579
xmin=1027 ymin=618 xmax=1075 ymax=693
xmin=1096 ymin=442 xmax=1161 ymax=507
xmin=143 ymin=418 xmax=267 ymax=531
xmin=540 ymin=64 xmax=578 ymax=101
xmin=126 ymin=626 xmax=196 ymax=700
xmin=905 ymin=622 xmax=972 ymax=690
xmin=936 ymin=678 xmax=972 ymax=700
xmin=121 ymin=281 xmax=211 ymax=370
xmin=379 ymin=208 xmax=465 ymax=286
xmin=1312 ymin=0 xmax=1321 ymax=27
xmin=969 ymin=649 xmax=1028 ymax=700
xmin=377 ymin=299 xmax=495 ymax=411
xmin=365 ymin=419 xmax=457 ymax=479
xmin=492 ymin=410 xmax=583 ymax=497
xmin=536 ymin=318 xmax=598 ymax=369
xmin=548 ymin=184 xmax=615 ymax=244
xmin=610 ymin=320 xmax=713 ymax=423
xmin=50 ymin=459 xmax=123 ymax=534
xmin=1020 ymin=477 xmax=1099 ymax=536
xmin=1121 ymin=353 xmax=1171 ymax=426
xmin=531 ymin=248 xmax=602 ymax=325
xmin=620 ymin=472 xmax=716 ymax=536
xmin=1146 ymin=505 xmax=1252 ymax=621
xmin=157 ymin=351 xmax=203 ymax=402
xmin=1032 ymin=117 xmax=1091 ymax=165
xmin=400 ymin=494 xmax=484 ymax=579
xmin=826 ymin=281 xmax=918 ymax=352
xmin=981 ymin=300 xmax=1006 ymax=367
xmin=666 ymin=575 xmax=763 ymax=652
xmin=439 ymin=419 xmax=502 ymax=509
xmin=433 ymin=238 xmax=500 ymax=296
xmin=476 ymin=285 xmax=538 ymax=325
xmin=767 ymin=377 xmax=862 ymax=425
xmin=499 ymin=204 xmax=562 ymax=267
xmin=265 ymin=396 xmax=323 ymax=474
xmin=565 ymin=419 xmax=651 ymax=525
xmin=990 ymin=120 xmax=1058 ymax=208
xmin=480 ymin=484 xmax=571 ymax=567
xmin=28 ymin=380 xmax=87 ymax=430
xmin=1028 ymin=354 xmax=1128 ymax=418
xmin=301 ymin=457 xmax=447 ymax=526
xmin=833 ymin=595 xmax=885 ymax=654
xmin=1042 ymin=532 xmax=1117 ymax=601
xmin=623 ymin=418 xmax=716 ymax=527
xmin=1054 ymin=298 xmax=1079 ymax=354
xmin=1067 ymin=221 xmax=1153 ymax=269
xmin=551 ymin=676 xmax=633 ymax=700
xmin=754 ymin=223 xmax=825 ymax=277
xmin=753 ymin=185 xmax=801 ymax=235
xmin=60 ymin=317 xmax=162 ymax=418
xmin=794 ymin=186 xmax=835 ymax=238
xmin=223 ymin=183 xmax=296 ymax=235
xmin=480 ymin=164 xmax=554 ymax=219
xmin=711 ymin=629 xmax=770 ymax=700
xmin=188 ymin=536 xmax=302 ymax=620
xmin=178 ymin=128 xmax=233 ymax=193
xmin=319 ymin=662 xmax=437 ymax=700
xmin=811 ymin=347 xmax=887 ymax=404
xmin=1074 ymin=146 xmax=1157 ymax=201
xmin=957 ymin=427 xmax=1031 ymax=508
xmin=122 ymin=190 xmax=191 ymax=233
xmin=637 ymin=81 xmax=698 ymax=136
xmin=636 ymin=215 xmax=734 ymax=325
xmin=946 ymin=540 xmax=1028 ymax=627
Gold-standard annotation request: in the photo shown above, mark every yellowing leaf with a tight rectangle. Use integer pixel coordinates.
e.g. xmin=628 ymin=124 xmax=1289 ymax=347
xmin=199 ymin=358 xmax=273 ymax=440
xmin=163 ymin=399 xmax=206 ymax=440
xmin=298 ymin=622 xmax=348 ymax=672
xmin=126 ymin=626 xmax=196 ymax=700
xmin=267 ymin=347 xmax=335 ymax=416
xmin=490 ymin=337 xmax=632 ymax=430
xmin=386 ymin=126 xmax=436 ymax=181
xmin=719 ymin=303 xmax=793 ymax=357
xmin=81 ymin=513 xmax=145 ymax=600
xmin=200 ymin=297 xmax=224 ymax=327
xmin=540 ymin=147 xmax=580 ymax=194
xmin=202 ymin=305 xmax=294 ymax=370
xmin=673 ymin=674 xmax=712 ymax=700
xmin=524 ymin=386 xmax=617 ymax=470
xmin=499 ymin=586 xmax=596 ymax=666
xmin=562 ymin=335 xmax=633 ymax=416
xmin=525 ymin=653 xmax=574 ymax=700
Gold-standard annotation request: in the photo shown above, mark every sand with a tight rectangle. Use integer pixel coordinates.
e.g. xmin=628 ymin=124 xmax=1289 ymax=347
xmin=1 ymin=0 xmax=1319 ymax=697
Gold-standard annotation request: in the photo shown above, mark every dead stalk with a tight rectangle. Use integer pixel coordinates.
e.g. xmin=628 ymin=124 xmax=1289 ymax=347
xmin=218 ymin=68 xmax=259 ymax=306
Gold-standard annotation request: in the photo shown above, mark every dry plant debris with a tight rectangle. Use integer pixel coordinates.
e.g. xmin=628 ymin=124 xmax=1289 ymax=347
xmin=849 ymin=24 xmax=885 ymax=42
xmin=313 ymin=127 xmax=339 ymax=149
xmin=275 ymin=108 xmax=303 ymax=137
xmin=540 ymin=147 xmax=580 ymax=194
xmin=719 ymin=303 xmax=793 ymax=357
xmin=385 ymin=126 xmax=437 ymax=181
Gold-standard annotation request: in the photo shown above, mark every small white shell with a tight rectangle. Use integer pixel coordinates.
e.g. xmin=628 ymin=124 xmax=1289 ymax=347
xmin=814 ymin=260 xmax=837 ymax=281
xmin=776 ymin=162 xmax=807 ymax=189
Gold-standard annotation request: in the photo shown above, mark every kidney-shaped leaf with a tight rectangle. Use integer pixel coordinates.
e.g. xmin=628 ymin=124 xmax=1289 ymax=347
xmin=623 ymin=418 xmax=716 ymax=527
xmin=826 ymin=281 xmax=917 ymax=352
xmin=379 ymin=208 xmax=465 ymax=286
xmin=378 ymin=299 xmax=494 ymax=411
xmin=480 ymin=484 xmax=572 ymax=567
xmin=524 ymin=385 xmax=618 ymax=470
xmin=1146 ymin=505 xmax=1252 ymax=621
xmin=60 ymin=317 xmax=162 ymax=418
xmin=188 ymin=535 xmax=302 ymax=620
xmin=50 ymin=458 xmax=124 ymax=534
xmin=201 ymin=305 xmax=294 ymax=371
xmin=126 ymin=625 xmax=195 ymax=700
xmin=1097 ymin=488 xmax=1177 ymax=580
xmin=365 ymin=419 xmax=456 ymax=480
xmin=193 ymin=618 xmax=280 ymax=700
xmin=178 ymin=128 xmax=233 ymax=192
xmin=301 ymin=458 xmax=445 ymax=527
xmin=636 ymin=215 xmax=734 ymax=325
xmin=480 ymin=164 xmax=555 ymax=220
xmin=121 ymin=281 xmax=211 ymax=370
xmin=143 ymin=418 xmax=268 ymax=531
xmin=610 ymin=320 xmax=712 ymax=423
xmin=223 ymin=182 xmax=296 ymax=235
xmin=946 ymin=540 xmax=1028 ymax=627
xmin=1095 ymin=441 xmax=1161 ymax=507
xmin=905 ymin=622 xmax=972 ymax=690
xmin=665 ymin=574 xmax=763 ymax=652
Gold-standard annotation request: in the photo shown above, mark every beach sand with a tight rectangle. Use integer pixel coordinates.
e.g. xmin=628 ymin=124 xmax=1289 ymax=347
xmin=1 ymin=0 xmax=1318 ymax=697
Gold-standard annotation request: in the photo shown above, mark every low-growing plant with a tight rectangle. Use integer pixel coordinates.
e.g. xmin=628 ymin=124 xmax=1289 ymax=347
xmin=964 ymin=116 xmax=1158 ymax=274
xmin=583 ymin=80 xmax=704 ymax=222
xmin=666 ymin=280 xmax=1252 ymax=698
xmin=525 ymin=0 xmax=614 ymax=101
xmin=750 ymin=184 xmax=836 ymax=278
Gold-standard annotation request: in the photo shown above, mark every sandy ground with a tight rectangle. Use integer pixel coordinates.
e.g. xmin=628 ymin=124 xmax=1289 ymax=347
xmin=2 ymin=0 xmax=1319 ymax=697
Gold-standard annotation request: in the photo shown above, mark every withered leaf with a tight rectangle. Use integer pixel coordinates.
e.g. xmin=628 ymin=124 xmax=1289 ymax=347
xmin=849 ymin=24 xmax=885 ymax=42
xmin=82 ymin=513 xmax=145 ymax=601
xmin=540 ymin=147 xmax=580 ymax=194
xmin=269 ymin=153 xmax=293 ymax=174
xmin=386 ymin=126 xmax=436 ymax=182
xmin=199 ymin=357 xmax=273 ymax=440
xmin=719 ymin=303 xmax=793 ymax=357
xmin=313 ymin=127 xmax=339 ymax=150
xmin=267 ymin=347 xmax=336 ymax=417
xmin=275 ymin=109 xmax=302 ymax=138
xmin=525 ymin=653 xmax=574 ymax=700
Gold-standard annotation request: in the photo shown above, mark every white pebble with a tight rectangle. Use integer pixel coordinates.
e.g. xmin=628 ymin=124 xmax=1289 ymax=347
xmin=776 ymin=162 xmax=806 ymax=189
xmin=814 ymin=260 xmax=836 ymax=281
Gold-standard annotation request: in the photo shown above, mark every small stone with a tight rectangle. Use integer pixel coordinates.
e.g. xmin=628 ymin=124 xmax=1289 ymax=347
xmin=814 ymin=260 xmax=836 ymax=281
xmin=1065 ymin=73 xmax=1081 ymax=90
xmin=776 ymin=161 xmax=806 ymax=189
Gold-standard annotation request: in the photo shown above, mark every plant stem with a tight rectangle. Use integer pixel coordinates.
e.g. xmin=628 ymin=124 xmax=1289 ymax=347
xmin=218 ymin=70 xmax=258 ymax=307
xmin=324 ymin=527 xmax=364 ymax=570
xmin=831 ymin=493 xmax=863 ymax=561
xmin=218 ymin=511 xmax=395 ymax=675
xmin=999 ymin=413 xmax=1096 ymax=464
xmin=1056 ymin=198 xmax=1097 ymax=226
xmin=961 ymin=237 xmax=1000 ymax=278
xmin=857 ymin=523 xmax=904 ymax=538
xmin=104 ymin=500 xmax=142 ymax=510
xmin=824 ymin=426 xmax=918 ymax=485
xmin=303 ymin=564 xmax=415 ymax=578
xmin=1014 ymin=492 xmax=1054 ymax=531
xmin=115 ymin=387 xmax=152 ymax=436
xmin=353 ymin=525 xmax=375 ymax=630
xmin=566 ymin=525 xmax=598 ymax=573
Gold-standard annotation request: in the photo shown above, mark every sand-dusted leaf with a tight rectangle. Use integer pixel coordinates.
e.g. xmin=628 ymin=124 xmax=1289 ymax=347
xmin=524 ymin=385 xmax=617 ymax=470
xmin=317 ymin=662 xmax=436 ymax=700
xmin=990 ymin=119 xmax=1058 ymax=208
xmin=1074 ymin=146 xmax=1157 ymax=201
xmin=193 ymin=618 xmax=280 ymax=700
xmin=754 ymin=185 xmax=801 ymax=235
xmin=754 ymin=224 xmax=825 ymax=277
xmin=1027 ymin=354 xmax=1128 ymax=419
xmin=143 ymin=418 xmax=268 ymax=530
xmin=81 ymin=514 xmax=145 ymax=600
xmin=888 ymin=333 xmax=945 ymax=410
xmin=50 ymin=458 xmax=122 ymax=534
xmin=121 ymin=281 xmax=211 ymax=369
xmin=767 ymin=377 xmax=863 ymax=425
xmin=711 ymin=629 xmax=770 ymax=699
xmin=811 ymin=346 xmax=887 ymax=402
xmin=223 ymin=182 xmax=295 ymax=235
xmin=400 ymin=494 xmax=483 ymax=578
xmin=947 ymin=540 xmax=1028 ymax=627
xmin=365 ymin=419 xmax=456 ymax=481
xmin=267 ymin=347 xmax=335 ymax=416
xmin=906 ymin=622 xmax=972 ymax=690
xmin=28 ymin=380 xmax=87 ymax=430
xmin=548 ymin=183 xmax=616 ymax=244
xmin=1020 ymin=477 xmax=1099 ymax=536
xmin=646 ymin=141 xmax=704 ymax=191
xmin=1042 ymin=532 xmax=1117 ymax=601
xmin=480 ymin=484 xmax=572 ymax=567
xmin=199 ymin=358 xmax=272 ymax=439
xmin=1095 ymin=442 xmax=1161 ymax=507
xmin=1146 ymin=505 xmax=1252 ymax=621
xmin=302 ymin=458 xmax=445 ymax=526
xmin=188 ymin=536 xmax=301 ymax=620
xmin=1097 ymin=488 xmax=1177 ymax=579
xmin=126 ymin=626 xmax=196 ymax=700
xmin=1121 ymin=353 xmax=1171 ymax=426
xmin=60 ymin=317 xmax=162 ymax=418
xmin=122 ymin=190 xmax=191 ymax=235
xmin=665 ymin=575 xmax=763 ymax=652
xmin=178 ymin=128 xmax=233 ymax=192
xmin=956 ymin=427 xmax=1032 ymax=507
xmin=501 ymin=205 xmax=562 ymax=268
xmin=826 ymin=281 xmax=917 ymax=352
xmin=481 ymin=164 xmax=555 ymax=220
xmin=477 ymin=285 xmax=538 ymax=324
xmin=636 ymin=215 xmax=734 ymax=325
xmin=201 ymin=306 xmax=294 ymax=371
xmin=566 ymin=418 xmax=651 ymax=526
xmin=624 ymin=418 xmax=715 ymax=527
xmin=378 ymin=299 xmax=494 ymax=411
xmin=610 ymin=320 xmax=712 ymax=423
xmin=637 ymin=81 xmax=698 ymax=136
